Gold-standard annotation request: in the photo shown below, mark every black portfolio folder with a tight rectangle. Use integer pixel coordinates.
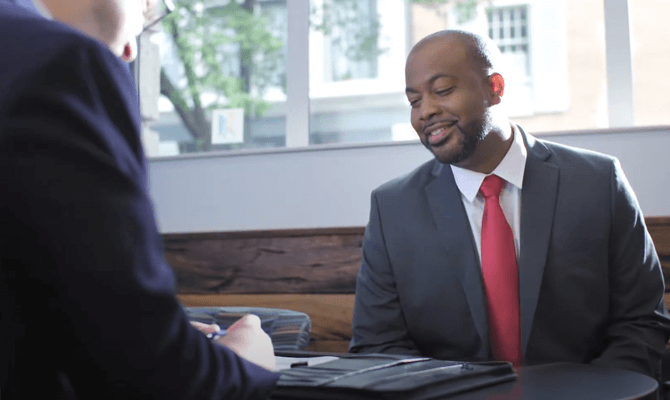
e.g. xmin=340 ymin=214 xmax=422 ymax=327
xmin=271 ymin=354 xmax=517 ymax=400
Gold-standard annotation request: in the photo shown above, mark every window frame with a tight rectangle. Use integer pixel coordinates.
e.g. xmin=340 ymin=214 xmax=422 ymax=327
xmin=142 ymin=0 xmax=649 ymax=160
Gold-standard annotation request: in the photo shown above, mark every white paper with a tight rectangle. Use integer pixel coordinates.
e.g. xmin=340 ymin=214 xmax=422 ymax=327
xmin=276 ymin=356 xmax=340 ymax=371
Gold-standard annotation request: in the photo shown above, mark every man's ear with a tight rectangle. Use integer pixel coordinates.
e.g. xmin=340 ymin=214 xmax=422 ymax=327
xmin=120 ymin=39 xmax=137 ymax=63
xmin=489 ymin=73 xmax=505 ymax=105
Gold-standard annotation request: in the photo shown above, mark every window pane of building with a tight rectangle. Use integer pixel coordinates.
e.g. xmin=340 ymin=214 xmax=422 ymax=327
xmin=145 ymin=0 xmax=288 ymax=157
xmin=308 ymin=0 xmax=410 ymax=145
xmin=140 ymin=0 xmax=658 ymax=157
xmin=307 ymin=0 xmax=609 ymax=147
xmin=630 ymin=0 xmax=670 ymax=127
xmin=415 ymin=0 xmax=610 ymax=133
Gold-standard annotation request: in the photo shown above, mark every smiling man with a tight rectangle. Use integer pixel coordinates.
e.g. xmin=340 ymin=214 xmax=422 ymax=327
xmin=350 ymin=29 xmax=670 ymax=391
xmin=406 ymin=31 xmax=511 ymax=174
xmin=0 ymin=1 xmax=278 ymax=399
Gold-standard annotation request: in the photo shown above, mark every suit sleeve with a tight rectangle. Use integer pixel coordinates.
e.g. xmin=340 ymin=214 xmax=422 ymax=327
xmin=349 ymin=190 xmax=422 ymax=356
xmin=589 ymin=158 xmax=670 ymax=383
xmin=0 ymin=40 xmax=278 ymax=399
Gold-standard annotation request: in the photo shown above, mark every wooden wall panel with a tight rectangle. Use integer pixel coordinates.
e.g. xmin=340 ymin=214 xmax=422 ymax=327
xmin=647 ymin=217 xmax=670 ymax=280
xmin=165 ymin=228 xmax=363 ymax=294
xmin=167 ymin=217 xmax=670 ymax=295
xmin=170 ymin=217 xmax=670 ymax=352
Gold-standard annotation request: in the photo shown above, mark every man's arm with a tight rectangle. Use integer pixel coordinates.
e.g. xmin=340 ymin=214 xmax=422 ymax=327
xmin=1 ymin=39 xmax=278 ymax=399
xmin=349 ymin=190 xmax=422 ymax=355
xmin=589 ymin=158 xmax=670 ymax=382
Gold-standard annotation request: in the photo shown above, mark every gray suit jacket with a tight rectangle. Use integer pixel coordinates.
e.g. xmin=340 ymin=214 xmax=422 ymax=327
xmin=350 ymin=127 xmax=670 ymax=383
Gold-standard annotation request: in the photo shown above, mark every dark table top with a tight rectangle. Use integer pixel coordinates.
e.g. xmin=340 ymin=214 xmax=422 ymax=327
xmin=450 ymin=362 xmax=658 ymax=400
xmin=273 ymin=352 xmax=659 ymax=400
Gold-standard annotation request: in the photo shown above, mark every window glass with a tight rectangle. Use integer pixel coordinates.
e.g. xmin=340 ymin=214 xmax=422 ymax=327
xmin=487 ymin=6 xmax=530 ymax=77
xmin=307 ymin=0 xmax=608 ymax=147
xmin=142 ymin=0 xmax=658 ymax=158
xmin=630 ymin=0 xmax=670 ymax=127
xmin=308 ymin=0 xmax=409 ymax=145
xmin=146 ymin=0 xmax=288 ymax=157
xmin=480 ymin=0 xmax=609 ymax=132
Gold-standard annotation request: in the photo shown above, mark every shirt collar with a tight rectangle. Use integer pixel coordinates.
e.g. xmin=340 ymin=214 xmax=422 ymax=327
xmin=451 ymin=123 xmax=527 ymax=202
xmin=31 ymin=0 xmax=53 ymax=19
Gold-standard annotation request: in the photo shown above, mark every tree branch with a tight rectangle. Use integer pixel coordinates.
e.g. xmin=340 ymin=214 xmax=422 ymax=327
xmin=166 ymin=17 xmax=211 ymax=147
xmin=160 ymin=69 xmax=203 ymax=142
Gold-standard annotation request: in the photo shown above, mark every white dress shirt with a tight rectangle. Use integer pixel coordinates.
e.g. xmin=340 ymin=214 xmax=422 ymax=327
xmin=450 ymin=124 xmax=527 ymax=264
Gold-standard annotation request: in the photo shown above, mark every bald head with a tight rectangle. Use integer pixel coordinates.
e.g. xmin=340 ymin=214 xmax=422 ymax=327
xmin=404 ymin=29 xmax=511 ymax=172
xmin=409 ymin=30 xmax=502 ymax=79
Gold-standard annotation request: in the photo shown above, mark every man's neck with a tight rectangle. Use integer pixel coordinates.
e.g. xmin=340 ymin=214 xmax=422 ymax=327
xmin=31 ymin=0 xmax=53 ymax=19
xmin=38 ymin=0 xmax=108 ymax=51
xmin=454 ymin=121 xmax=514 ymax=175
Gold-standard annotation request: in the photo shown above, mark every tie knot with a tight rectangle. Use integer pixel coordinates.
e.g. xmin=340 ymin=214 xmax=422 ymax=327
xmin=480 ymin=175 xmax=505 ymax=199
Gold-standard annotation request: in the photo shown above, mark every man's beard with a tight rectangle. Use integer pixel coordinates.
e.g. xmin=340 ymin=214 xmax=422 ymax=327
xmin=423 ymin=115 xmax=489 ymax=165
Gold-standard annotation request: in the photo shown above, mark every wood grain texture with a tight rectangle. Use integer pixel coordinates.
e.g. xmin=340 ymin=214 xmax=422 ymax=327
xmin=173 ymin=215 xmax=670 ymax=352
xmin=178 ymin=294 xmax=354 ymax=353
xmin=647 ymin=217 xmax=670 ymax=280
xmin=166 ymin=228 xmax=364 ymax=294
xmin=167 ymin=218 xmax=670 ymax=295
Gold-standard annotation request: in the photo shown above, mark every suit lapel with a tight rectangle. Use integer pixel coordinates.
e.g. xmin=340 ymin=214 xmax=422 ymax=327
xmin=425 ymin=162 xmax=490 ymax=354
xmin=423 ymin=129 xmax=558 ymax=358
xmin=518 ymin=129 xmax=559 ymax=354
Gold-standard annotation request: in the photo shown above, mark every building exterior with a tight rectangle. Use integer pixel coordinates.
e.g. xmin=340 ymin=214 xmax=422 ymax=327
xmin=144 ymin=0 xmax=670 ymax=157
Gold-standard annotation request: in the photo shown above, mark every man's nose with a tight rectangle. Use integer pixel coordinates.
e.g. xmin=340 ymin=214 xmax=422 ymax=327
xmin=419 ymin=96 xmax=440 ymax=121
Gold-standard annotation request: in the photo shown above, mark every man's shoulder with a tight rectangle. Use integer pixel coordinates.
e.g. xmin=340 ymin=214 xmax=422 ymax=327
xmin=0 ymin=3 xmax=141 ymax=171
xmin=373 ymin=158 xmax=439 ymax=197
xmin=0 ymin=3 xmax=80 ymax=47
xmin=0 ymin=4 xmax=127 ymax=94
xmin=526 ymin=131 xmax=617 ymax=172
xmin=537 ymin=136 xmax=614 ymax=160
xmin=0 ymin=5 xmax=136 ymax=124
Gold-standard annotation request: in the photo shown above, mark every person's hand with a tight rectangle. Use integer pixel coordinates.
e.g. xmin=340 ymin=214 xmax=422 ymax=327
xmin=190 ymin=321 xmax=221 ymax=335
xmin=215 ymin=314 xmax=277 ymax=372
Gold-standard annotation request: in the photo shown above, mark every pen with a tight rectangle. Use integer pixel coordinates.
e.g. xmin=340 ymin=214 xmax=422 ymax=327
xmin=206 ymin=329 xmax=227 ymax=341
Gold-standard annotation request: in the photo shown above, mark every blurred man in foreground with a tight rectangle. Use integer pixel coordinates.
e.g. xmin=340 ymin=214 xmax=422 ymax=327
xmin=0 ymin=1 xmax=278 ymax=398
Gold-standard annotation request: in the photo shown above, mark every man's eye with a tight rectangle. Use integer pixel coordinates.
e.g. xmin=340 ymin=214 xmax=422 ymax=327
xmin=408 ymin=99 xmax=420 ymax=107
xmin=436 ymin=87 xmax=455 ymax=95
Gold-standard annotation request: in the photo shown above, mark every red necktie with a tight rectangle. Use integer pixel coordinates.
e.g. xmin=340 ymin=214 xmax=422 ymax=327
xmin=480 ymin=175 xmax=522 ymax=367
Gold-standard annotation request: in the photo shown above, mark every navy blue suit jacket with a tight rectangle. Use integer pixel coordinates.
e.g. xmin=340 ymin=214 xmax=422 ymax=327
xmin=0 ymin=3 xmax=279 ymax=399
xmin=350 ymin=128 xmax=670 ymax=384
xmin=5 ymin=0 xmax=33 ymax=9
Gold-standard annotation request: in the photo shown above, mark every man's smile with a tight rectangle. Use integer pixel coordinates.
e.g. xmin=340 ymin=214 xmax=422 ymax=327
xmin=424 ymin=120 xmax=458 ymax=146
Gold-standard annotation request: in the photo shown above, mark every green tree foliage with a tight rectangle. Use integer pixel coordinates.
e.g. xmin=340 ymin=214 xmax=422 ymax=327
xmin=160 ymin=0 xmax=283 ymax=150
xmin=311 ymin=0 xmax=384 ymax=81
xmin=159 ymin=0 xmax=477 ymax=150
